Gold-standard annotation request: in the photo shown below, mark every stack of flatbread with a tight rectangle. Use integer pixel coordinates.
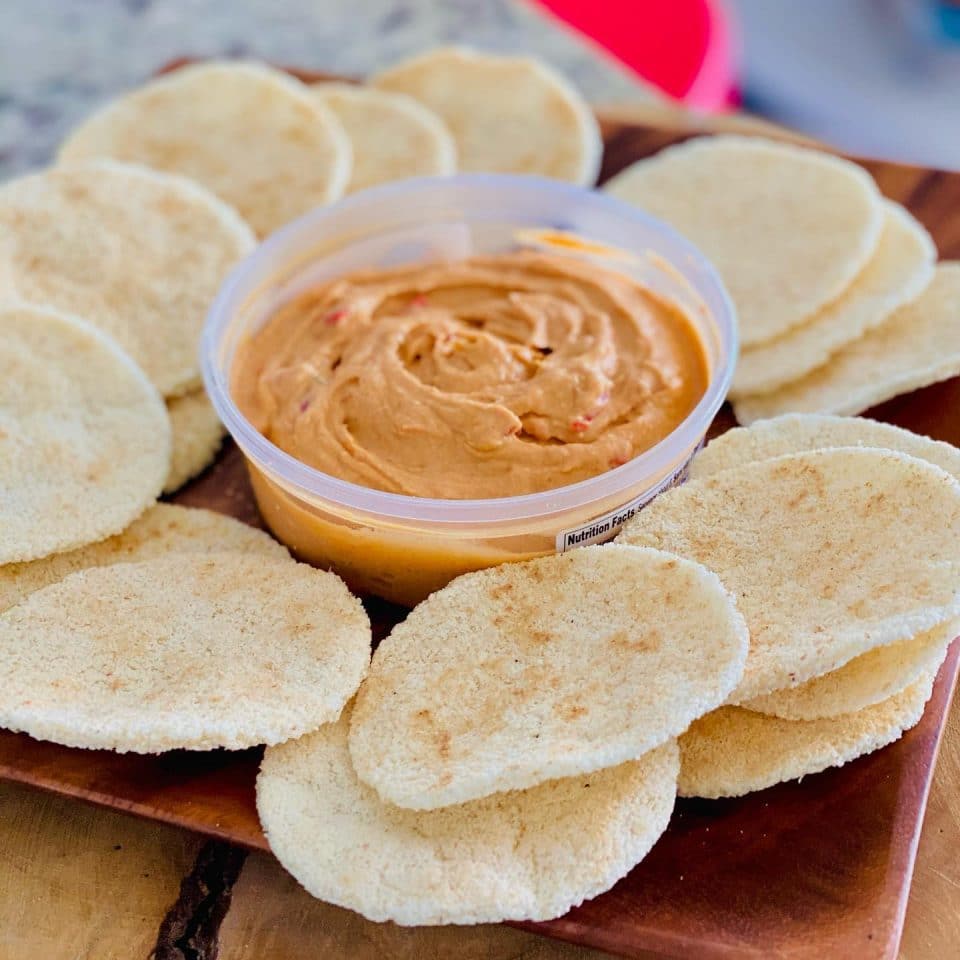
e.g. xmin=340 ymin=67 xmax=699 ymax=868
xmin=0 ymin=163 xmax=251 ymax=496
xmin=258 ymin=415 xmax=960 ymax=925
xmin=259 ymin=544 xmax=750 ymax=925
xmin=58 ymin=48 xmax=604 ymax=226
xmin=0 ymin=503 xmax=371 ymax=751
xmin=0 ymin=161 xmax=373 ymax=755
xmin=0 ymin=108 xmax=379 ymax=747
xmin=605 ymin=136 xmax=960 ymax=423
xmin=620 ymin=414 xmax=960 ymax=798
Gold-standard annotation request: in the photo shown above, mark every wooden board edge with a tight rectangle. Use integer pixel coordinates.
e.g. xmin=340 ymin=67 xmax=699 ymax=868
xmin=0 ymin=746 xmax=270 ymax=852
xmin=883 ymin=641 xmax=960 ymax=959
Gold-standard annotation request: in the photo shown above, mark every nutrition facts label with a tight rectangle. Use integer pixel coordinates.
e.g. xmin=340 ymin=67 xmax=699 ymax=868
xmin=555 ymin=462 xmax=689 ymax=553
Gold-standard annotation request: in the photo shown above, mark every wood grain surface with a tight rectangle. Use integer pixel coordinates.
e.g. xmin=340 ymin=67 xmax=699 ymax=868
xmin=2 ymin=101 xmax=960 ymax=960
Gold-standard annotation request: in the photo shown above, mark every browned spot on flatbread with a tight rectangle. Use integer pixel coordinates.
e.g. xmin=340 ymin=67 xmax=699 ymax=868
xmin=525 ymin=566 xmax=545 ymax=584
xmin=561 ymin=703 xmax=589 ymax=721
xmin=610 ymin=628 xmax=663 ymax=653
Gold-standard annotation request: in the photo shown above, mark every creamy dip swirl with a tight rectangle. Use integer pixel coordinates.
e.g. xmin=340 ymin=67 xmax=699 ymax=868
xmin=233 ymin=252 xmax=708 ymax=498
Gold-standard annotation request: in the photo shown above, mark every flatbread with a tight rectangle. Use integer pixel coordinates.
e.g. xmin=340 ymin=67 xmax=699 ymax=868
xmin=258 ymin=705 xmax=678 ymax=925
xmin=163 ymin=389 xmax=225 ymax=494
xmin=0 ymin=161 xmax=254 ymax=397
xmin=731 ymin=202 xmax=935 ymax=395
xmin=0 ymin=304 xmax=169 ymax=565
xmin=691 ymin=414 xmax=960 ymax=482
xmin=349 ymin=544 xmax=747 ymax=810
xmin=0 ymin=553 xmax=370 ymax=752
xmin=617 ymin=448 xmax=960 ymax=701
xmin=743 ymin=621 xmax=953 ymax=721
xmin=733 ymin=263 xmax=960 ymax=423
xmin=678 ymin=673 xmax=935 ymax=799
xmin=58 ymin=61 xmax=351 ymax=237
xmin=0 ymin=503 xmax=287 ymax=613
xmin=604 ymin=135 xmax=884 ymax=347
xmin=311 ymin=83 xmax=456 ymax=192
xmin=371 ymin=46 xmax=602 ymax=185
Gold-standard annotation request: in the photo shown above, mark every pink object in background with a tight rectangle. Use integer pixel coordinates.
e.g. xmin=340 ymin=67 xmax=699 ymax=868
xmin=529 ymin=0 xmax=739 ymax=110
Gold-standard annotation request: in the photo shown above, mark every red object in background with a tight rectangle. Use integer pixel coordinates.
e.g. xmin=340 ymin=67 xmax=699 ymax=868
xmin=529 ymin=0 xmax=738 ymax=110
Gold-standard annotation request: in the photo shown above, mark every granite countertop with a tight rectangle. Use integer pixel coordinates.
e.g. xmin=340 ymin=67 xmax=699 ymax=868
xmin=0 ymin=0 xmax=660 ymax=181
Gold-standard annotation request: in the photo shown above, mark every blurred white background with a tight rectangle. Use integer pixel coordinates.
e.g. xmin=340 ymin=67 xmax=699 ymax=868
xmin=734 ymin=0 xmax=960 ymax=170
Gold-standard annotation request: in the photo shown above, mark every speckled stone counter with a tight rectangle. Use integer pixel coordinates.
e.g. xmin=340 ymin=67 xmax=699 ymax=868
xmin=0 ymin=0 xmax=659 ymax=180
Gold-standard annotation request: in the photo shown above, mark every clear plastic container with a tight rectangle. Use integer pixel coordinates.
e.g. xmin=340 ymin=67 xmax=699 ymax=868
xmin=202 ymin=174 xmax=736 ymax=606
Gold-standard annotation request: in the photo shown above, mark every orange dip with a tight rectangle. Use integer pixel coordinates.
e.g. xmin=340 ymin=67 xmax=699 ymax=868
xmin=232 ymin=252 xmax=708 ymax=499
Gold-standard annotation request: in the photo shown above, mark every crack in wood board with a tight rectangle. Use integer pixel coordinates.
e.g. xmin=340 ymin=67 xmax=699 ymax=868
xmin=151 ymin=841 xmax=248 ymax=960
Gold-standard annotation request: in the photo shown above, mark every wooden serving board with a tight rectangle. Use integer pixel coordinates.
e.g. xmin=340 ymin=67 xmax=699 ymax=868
xmin=3 ymin=87 xmax=960 ymax=959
